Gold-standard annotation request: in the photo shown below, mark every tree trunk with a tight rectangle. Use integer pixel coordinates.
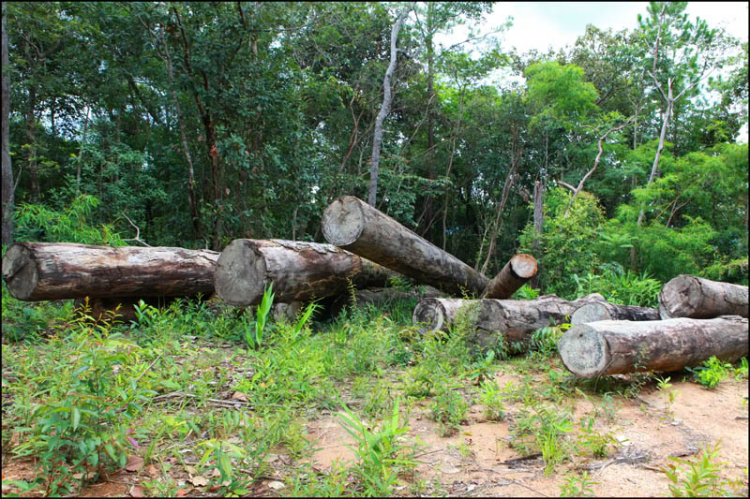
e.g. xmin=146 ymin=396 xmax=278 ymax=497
xmin=571 ymin=301 xmax=660 ymax=324
xmin=531 ymin=180 xmax=544 ymax=288
xmin=658 ymin=275 xmax=748 ymax=319
xmin=558 ymin=316 xmax=749 ymax=378
xmin=1 ymin=2 xmax=13 ymax=246
xmin=322 ymin=195 xmax=490 ymax=296
xmin=412 ymin=293 xmax=605 ymax=348
xmin=214 ymin=239 xmax=398 ymax=306
xmin=482 ymin=254 xmax=538 ymax=299
xmin=2 ymin=242 xmax=219 ymax=301
xmin=367 ymin=8 xmax=409 ymax=206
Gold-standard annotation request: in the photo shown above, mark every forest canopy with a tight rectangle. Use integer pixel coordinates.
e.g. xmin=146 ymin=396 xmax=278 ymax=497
xmin=2 ymin=1 xmax=748 ymax=294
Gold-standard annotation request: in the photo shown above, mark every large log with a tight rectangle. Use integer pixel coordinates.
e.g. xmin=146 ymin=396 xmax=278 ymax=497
xmin=322 ymin=195 xmax=489 ymax=296
xmin=482 ymin=254 xmax=538 ymax=299
xmin=571 ymin=301 xmax=660 ymax=324
xmin=658 ymin=275 xmax=748 ymax=319
xmin=412 ymin=293 xmax=605 ymax=347
xmin=558 ymin=316 xmax=749 ymax=378
xmin=214 ymin=239 xmax=397 ymax=306
xmin=2 ymin=242 xmax=219 ymax=301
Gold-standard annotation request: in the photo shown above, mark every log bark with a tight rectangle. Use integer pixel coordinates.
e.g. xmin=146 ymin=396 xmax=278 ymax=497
xmin=658 ymin=275 xmax=749 ymax=319
xmin=482 ymin=254 xmax=538 ymax=299
xmin=322 ymin=195 xmax=489 ymax=296
xmin=412 ymin=293 xmax=605 ymax=348
xmin=2 ymin=242 xmax=219 ymax=301
xmin=571 ymin=301 xmax=660 ymax=324
xmin=558 ymin=316 xmax=749 ymax=378
xmin=214 ymin=239 xmax=397 ymax=306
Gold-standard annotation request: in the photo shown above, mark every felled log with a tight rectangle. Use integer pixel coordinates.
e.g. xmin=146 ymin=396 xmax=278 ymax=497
xmin=658 ymin=275 xmax=748 ymax=319
xmin=558 ymin=316 xmax=749 ymax=378
xmin=322 ymin=195 xmax=489 ymax=296
xmin=215 ymin=239 xmax=397 ymax=306
xmin=571 ymin=302 xmax=660 ymax=324
xmin=482 ymin=254 xmax=538 ymax=299
xmin=2 ymin=242 xmax=219 ymax=301
xmin=412 ymin=293 xmax=605 ymax=347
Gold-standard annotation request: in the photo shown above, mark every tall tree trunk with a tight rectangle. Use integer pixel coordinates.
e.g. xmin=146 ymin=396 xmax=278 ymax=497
xmin=420 ymin=4 xmax=436 ymax=237
xmin=1 ymin=2 xmax=13 ymax=245
xmin=25 ymin=88 xmax=40 ymax=203
xmin=367 ymin=8 xmax=409 ymax=206
xmin=161 ymin=26 xmax=201 ymax=240
xmin=530 ymin=180 xmax=543 ymax=288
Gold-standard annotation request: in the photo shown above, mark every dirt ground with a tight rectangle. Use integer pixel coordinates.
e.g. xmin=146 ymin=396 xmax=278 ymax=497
xmin=307 ymin=372 xmax=749 ymax=497
xmin=2 ymin=369 xmax=748 ymax=497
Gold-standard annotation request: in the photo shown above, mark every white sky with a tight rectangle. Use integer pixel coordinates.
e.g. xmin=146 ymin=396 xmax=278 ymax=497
xmin=433 ymin=1 xmax=749 ymax=142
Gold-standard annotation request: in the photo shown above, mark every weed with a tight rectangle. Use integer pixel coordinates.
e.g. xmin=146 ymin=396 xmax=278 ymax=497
xmin=687 ymin=356 xmax=733 ymax=389
xmin=512 ymin=283 xmax=540 ymax=300
xmin=559 ymin=471 xmax=599 ymax=497
xmin=529 ymin=323 xmax=571 ymax=358
xmin=734 ymin=357 xmax=748 ymax=380
xmin=663 ymin=441 xmax=747 ymax=497
xmin=430 ymin=383 xmax=469 ymax=436
xmin=478 ymin=380 xmax=505 ymax=421
xmin=247 ymin=283 xmax=274 ymax=349
xmin=337 ymin=399 xmax=416 ymax=496
xmin=511 ymin=401 xmax=574 ymax=475
xmin=576 ymin=414 xmax=617 ymax=458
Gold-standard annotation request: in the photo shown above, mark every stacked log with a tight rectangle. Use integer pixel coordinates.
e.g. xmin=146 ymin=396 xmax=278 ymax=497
xmin=322 ymin=195 xmax=489 ymax=296
xmin=571 ymin=302 xmax=660 ymax=324
xmin=412 ymin=293 xmax=605 ymax=347
xmin=2 ymin=242 xmax=219 ymax=301
xmin=482 ymin=254 xmax=538 ymax=299
xmin=659 ymin=275 xmax=748 ymax=319
xmin=214 ymin=239 xmax=399 ymax=306
xmin=558 ymin=316 xmax=749 ymax=378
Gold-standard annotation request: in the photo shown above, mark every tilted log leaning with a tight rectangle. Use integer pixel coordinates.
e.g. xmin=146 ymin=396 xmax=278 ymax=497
xmin=214 ymin=239 xmax=398 ymax=306
xmin=412 ymin=293 xmax=605 ymax=345
xmin=658 ymin=275 xmax=748 ymax=319
xmin=558 ymin=316 xmax=749 ymax=378
xmin=571 ymin=302 xmax=660 ymax=324
xmin=482 ymin=254 xmax=538 ymax=299
xmin=2 ymin=242 xmax=219 ymax=301
xmin=322 ymin=195 xmax=489 ymax=296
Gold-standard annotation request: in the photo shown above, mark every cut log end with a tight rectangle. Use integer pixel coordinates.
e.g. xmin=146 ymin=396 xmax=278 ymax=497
xmin=510 ymin=254 xmax=538 ymax=279
xmin=571 ymin=302 xmax=613 ymax=324
xmin=558 ymin=324 xmax=609 ymax=378
xmin=215 ymin=240 xmax=266 ymax=306
xmin=2 ymin=244 xmax=39 ymax=301
xmin=658 ymin=275 xmax=701 ymax=319
xmin=412 ymin=298 xmax=446 ymax=333
xmin=321 ymin=196 xmax=365 ymax=247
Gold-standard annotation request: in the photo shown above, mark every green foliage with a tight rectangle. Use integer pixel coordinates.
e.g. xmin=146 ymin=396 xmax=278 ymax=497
xmin=576 ymin=415 xmax=616 ymax=458
xmin=525 ymin=61 xmax=600 ymax=130
xmin=430 ymin=382 xmax=469 ymax=436
xmin=686 ymin=356 xmax=733 ymax=389
xmin=512 ymin=284 xmax=540 ymax=300
xmin=478 ymin=380 xmax=505 ymax=421
xmin=511 ymin=400 xmax=575 ymax=475
xmin=15 ymin=194 xmax=125 ymax=245
xmin=529 ymin=324 xmax=571 ymax=358
xmin=247 ymin=284 xmax=274 ymax=350
xmin=571 ymin=264 xmax=662 ymax=307
xmin=663 ymin=442 xmax=746 ymax=497
xmin=560 ymin=471 xmax=599 ymax=497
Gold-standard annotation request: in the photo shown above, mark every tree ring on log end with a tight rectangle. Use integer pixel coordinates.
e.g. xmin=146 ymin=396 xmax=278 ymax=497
xmin=321 ymin=196 xmax=365 ymax=247
xmin=215 ymin=239 xmax=267 ymax=306
xmin=558 ymin=325 xmax=609 ymax=378
xmin=571 ymin=302 xmax=612 ymax=324
xmin=1 ymin=244 xmax=39 ymax=301
xmin=659 ymin=275 xmax=702 ymax=319
xmin=510 ymin=254 xmax=538 ymax=278
xmin=412 ymin=298 xmax=445 ymax=333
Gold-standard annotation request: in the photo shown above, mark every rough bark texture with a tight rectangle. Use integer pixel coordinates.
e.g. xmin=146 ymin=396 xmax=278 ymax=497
xmin=215 ymin=239 xmax=396 ymax=306
xmin=558 ymin=316 xmax=749 ymax=378
xmin=2 ymin=242 xmax=219 ymax=301
xmin=322 ymin=195 xmax=489 ymax=296
xmin=1 ymin=3 xmax=13 ymax=246
xmin=658 ymin=275 xmax=748 ymax=319
xmin=482 ymin=254 xmax=538 ymax=299
xmin=571 ymin=301 xmax=660 ymax=324
xmin=412 ymin=293 xmax=605 ymax=348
